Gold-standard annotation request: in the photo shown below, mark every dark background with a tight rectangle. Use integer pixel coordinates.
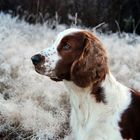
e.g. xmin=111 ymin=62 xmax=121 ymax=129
xmin=0 ymin=0 xmax=140 ymax=34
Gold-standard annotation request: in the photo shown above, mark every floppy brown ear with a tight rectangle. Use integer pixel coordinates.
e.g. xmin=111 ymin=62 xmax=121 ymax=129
xmin=71 ymin=33 xmax=108 ymax=88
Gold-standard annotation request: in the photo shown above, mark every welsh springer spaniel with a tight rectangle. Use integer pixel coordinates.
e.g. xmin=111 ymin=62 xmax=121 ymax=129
xmin=31 ymin=28 xmax=140 ymax=140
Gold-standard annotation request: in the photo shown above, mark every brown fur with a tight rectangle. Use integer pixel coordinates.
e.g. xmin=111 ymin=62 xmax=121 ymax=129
xmin=71 ymin=31 xmax=108 ymax=88
xmin=55 ymin=32 xmax=86 ymax=80
xmin=119 ymin=89 xmax=140 ymax=140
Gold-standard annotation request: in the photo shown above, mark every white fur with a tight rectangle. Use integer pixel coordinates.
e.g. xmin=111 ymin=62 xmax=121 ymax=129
xmin=64 ymin=72 xmax=131 ymax=140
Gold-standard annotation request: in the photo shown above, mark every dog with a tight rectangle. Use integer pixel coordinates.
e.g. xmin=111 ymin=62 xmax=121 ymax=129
xmin=31 ymin=28 xmax=140 ymax=140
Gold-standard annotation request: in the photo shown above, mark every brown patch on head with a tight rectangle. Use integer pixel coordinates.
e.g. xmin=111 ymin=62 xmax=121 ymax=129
xmin=71 ymin=31 xmax=108 ymax=87
xmin=55 ymin=32 xmax=86 ymax=80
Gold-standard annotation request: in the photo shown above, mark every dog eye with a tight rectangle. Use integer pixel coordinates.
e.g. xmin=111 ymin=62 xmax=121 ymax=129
xmin=62 ymin=44 xmax=71 ymax=50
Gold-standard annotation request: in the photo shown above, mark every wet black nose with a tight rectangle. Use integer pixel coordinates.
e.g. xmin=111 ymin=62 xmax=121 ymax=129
xmin=31 ymin=54 xmax=44 ymax=65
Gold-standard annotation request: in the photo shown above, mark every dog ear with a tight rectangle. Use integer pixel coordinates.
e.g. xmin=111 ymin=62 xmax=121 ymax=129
xmin=71 ymin=33 xmax=108 ymax=88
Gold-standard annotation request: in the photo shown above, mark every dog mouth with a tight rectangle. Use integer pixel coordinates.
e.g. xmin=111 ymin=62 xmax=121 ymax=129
xmin=34 ymin=65 xmax=46 ymax=75
xmin=50 ymin=77 xmax=62 ymax=81
xmin=34 ymin=66 xmax=62 ymax=81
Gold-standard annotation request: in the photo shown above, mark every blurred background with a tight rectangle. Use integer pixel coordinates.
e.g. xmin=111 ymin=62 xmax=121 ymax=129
xmin=0 ymin=1 xmax=140 ymax=140
xmin=0 ymin=0 xmax=140 ymax=34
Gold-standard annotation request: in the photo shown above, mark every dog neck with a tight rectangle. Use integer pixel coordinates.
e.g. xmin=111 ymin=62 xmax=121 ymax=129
xmin=63 ymin=72 xmax=131 ymax=140
xmin=64 ymin=72 xmax=131 ymax=105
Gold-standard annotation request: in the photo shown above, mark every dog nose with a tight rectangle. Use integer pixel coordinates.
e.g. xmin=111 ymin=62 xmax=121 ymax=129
xmin=31 ymin=54 xmax=44 ymax=65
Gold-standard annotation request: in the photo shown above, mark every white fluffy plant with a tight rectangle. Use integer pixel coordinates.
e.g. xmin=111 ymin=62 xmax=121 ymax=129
xmin=0 ymin=13 xmax=140 ymax=139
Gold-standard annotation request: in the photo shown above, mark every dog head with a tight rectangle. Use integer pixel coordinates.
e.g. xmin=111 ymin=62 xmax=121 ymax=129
xmin=31 ymin=28 xmax=108 ymax=88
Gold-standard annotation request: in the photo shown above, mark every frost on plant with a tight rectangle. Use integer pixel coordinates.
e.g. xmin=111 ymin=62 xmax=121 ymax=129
xmin=0 ymin=13 xmax=140 ymax=139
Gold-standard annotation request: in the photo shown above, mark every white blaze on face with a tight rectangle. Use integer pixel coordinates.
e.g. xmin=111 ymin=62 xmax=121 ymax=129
xmin=41 ymin=28 xmax=82 ymax=77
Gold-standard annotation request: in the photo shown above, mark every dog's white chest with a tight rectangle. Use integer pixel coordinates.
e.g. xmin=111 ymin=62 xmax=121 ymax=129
xmin=70 ymin=95 xmax=123 ymax=140
xmin=64 ymin=75 xmax=131 ymax=140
